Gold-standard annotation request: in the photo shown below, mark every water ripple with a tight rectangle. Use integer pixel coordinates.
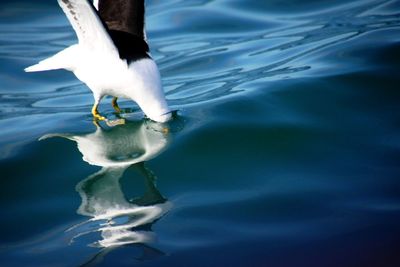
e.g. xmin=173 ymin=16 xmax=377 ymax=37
xmin=0 ymin=0 xmax=399 ymax=120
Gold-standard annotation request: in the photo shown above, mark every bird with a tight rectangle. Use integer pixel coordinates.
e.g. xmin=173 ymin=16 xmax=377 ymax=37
xmin=25 ymin=0 xmax=172 ymax=123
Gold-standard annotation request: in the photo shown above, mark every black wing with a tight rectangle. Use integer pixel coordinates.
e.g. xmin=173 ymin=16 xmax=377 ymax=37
xmin=98 ymin=0 xmax=150 ymax=62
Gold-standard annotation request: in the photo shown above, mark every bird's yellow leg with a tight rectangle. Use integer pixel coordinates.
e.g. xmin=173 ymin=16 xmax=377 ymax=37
xmin=111 ymin=97 xmax=122 ymax=113
xmin=92 ymin=102 xmax=106 ymax=121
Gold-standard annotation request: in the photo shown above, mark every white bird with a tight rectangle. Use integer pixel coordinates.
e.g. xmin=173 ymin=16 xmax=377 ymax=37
xmin=25 ymin=0 xmax=172 ymax=123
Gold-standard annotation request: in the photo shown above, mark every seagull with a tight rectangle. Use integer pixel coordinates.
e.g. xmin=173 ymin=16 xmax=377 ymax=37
xmin=25 ymin=0 xmax=172 ymax=123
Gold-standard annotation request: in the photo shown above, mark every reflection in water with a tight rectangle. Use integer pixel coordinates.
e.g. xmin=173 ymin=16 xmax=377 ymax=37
xmin=74 ymin=162 xmax=171 ymax=249
xmin=42 ymin=119 xmax=171 ymax=167
xmin=41 ymin=119 xmax=175 ymax=262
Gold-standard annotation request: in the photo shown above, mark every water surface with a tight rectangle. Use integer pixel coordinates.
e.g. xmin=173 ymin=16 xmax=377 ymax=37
xmin=1 ymin=0 xmax=400 ymax=266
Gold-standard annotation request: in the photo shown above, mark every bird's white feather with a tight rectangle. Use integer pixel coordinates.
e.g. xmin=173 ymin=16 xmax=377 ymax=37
xmin=57 ymin=0 xmax=117 ymax=55
xmin=25 ymin=0 xmax=172 ymax=123
xmin=93 ymin=0 xmax=99 ymax=10
xmin=24 ymin=45 xmax=78 ymax=72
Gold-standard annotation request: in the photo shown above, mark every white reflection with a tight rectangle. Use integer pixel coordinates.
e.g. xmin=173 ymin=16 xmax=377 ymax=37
xmin=42 ymin=120 xmax=173 ymax=256
xmin=74 ymin=162 xmax=171 ymax=249
xmin=42 ymin=120 xmax=170 ymax=167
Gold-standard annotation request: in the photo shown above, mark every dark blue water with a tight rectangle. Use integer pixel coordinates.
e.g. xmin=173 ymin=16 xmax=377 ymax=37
xmin=1 ymin=0 xmax=400 ymax=266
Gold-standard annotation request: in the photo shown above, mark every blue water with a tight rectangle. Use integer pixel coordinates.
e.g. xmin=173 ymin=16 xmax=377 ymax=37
xmin=1 ymin=0 xmax=400 ymax=266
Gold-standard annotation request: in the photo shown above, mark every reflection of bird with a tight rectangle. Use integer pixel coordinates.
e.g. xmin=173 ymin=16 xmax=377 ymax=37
xmin=41 ymin=119 xmax=171 ymax=167
xmin=75 ymin=163 xmax=171 ymax=249
xmin=41 ymin=120 xmax=172 ymax=255
xmin=25 ymin=0 xmax=172 ymax=123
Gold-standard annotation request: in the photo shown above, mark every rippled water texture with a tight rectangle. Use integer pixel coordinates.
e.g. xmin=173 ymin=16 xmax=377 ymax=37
xmin=1 ymin=0 xmax=400 ymax=266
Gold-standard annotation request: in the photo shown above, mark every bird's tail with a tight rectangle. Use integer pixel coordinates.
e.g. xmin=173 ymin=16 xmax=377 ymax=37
xmin=24 ymin=45 xmax=78 ymax=72
xmin=24 ymin=59 xmax=58 ymax=72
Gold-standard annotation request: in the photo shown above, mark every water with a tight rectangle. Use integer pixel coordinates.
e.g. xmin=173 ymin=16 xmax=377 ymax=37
xmin=1 ymin=0 xmax=400 ymax=266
